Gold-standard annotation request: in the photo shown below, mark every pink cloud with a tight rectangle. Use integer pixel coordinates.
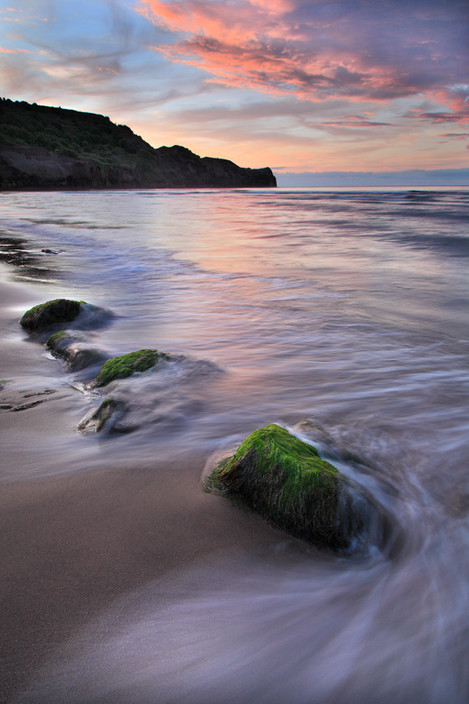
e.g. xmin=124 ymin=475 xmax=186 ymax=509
xmin=316 ymin=119 xmax=391 ymax=128
xmin=406 ymin=110 xmax=469 ymax=124
xmin=0 ymin=46 xmax=33 ymax=54
xmin=138 ymin=0 xmax=468 ymax=115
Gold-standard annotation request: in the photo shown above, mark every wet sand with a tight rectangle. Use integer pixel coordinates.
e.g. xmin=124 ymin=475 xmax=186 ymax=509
xmin=0 ymin=267 xmax=279 ymax=703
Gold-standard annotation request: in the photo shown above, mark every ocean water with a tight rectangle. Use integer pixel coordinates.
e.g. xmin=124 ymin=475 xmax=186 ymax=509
xmin=1 ymin=187 xmax=469 ymax=703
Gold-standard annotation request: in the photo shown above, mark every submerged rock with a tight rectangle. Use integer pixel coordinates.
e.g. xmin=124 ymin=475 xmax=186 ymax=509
xmin=47 ymin=330 xmax=107 ymax=371
xmin=94 ymin=349 xmax=169 ymax=387
xmin=206 ymin=424 xmax=369 ymax=551
xmin=78 ymin=398 xmax=118 ymax=432
xmin=78 ymin=397 xmax=138 ymax=434
xmin=20 ymin=298 xmax=82 ymax=332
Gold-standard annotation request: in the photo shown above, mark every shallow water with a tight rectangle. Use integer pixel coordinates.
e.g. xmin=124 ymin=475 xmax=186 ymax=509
xmin=1 ymin=187 xmax=469 ymax=703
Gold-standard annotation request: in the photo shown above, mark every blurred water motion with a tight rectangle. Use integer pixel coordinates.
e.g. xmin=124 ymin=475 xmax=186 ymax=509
xmin=3 ymin=187 xmax=469 ymax=703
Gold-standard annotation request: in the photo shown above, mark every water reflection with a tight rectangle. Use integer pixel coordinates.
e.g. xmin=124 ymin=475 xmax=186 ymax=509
xmin=2 ymin=188 xmax=468 ymax=703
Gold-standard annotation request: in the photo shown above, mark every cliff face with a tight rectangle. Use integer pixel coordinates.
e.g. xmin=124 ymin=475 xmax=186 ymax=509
xmin=0 ymin=99 xmax=276 ymax=190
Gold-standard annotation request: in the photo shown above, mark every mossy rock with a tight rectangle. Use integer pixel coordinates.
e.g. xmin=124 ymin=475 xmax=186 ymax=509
xmin=20 ymin=298 xmax=83 ymax=332
xmin=47 ymin=330 xmax=107 ymax=371
xmin=95 ymin=349 xmax=169 ymax=387
xmin=207 ymin=424 xmax=367 ymax=551
xmin=47 ymin=330 xmax=70 ymax=348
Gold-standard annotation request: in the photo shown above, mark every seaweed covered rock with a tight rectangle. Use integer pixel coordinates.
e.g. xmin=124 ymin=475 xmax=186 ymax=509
xmin=95 ymin=349 xmax=169 ymax=387
xmin=46 ymin=330 xmax=107 ymax=371
xmin=21 ymin=299 xmax=113 ymax=336
xmin=20 ymin=298 xmax=82 ymax=332
xmin=207 ymin=424 xmax=368 ymax=551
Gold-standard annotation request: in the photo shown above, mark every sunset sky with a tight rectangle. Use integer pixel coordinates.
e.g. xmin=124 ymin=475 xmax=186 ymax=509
xmin=1 ymin=0 xmax=468 ymax=183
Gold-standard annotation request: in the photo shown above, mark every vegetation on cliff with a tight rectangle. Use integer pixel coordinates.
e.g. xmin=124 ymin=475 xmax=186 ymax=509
xmin=0 ymin=98 xmax=276 ymax=189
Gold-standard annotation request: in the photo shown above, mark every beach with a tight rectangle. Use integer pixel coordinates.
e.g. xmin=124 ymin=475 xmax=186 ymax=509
xmin=1 ymin=188 xmax=468 ymax=704
xmin=1 ymin=268 xmax=286 ymax=704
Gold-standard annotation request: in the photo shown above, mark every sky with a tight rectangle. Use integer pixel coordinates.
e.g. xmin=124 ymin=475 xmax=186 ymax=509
xmin=0 ymin=0 xmax=468 ymax=184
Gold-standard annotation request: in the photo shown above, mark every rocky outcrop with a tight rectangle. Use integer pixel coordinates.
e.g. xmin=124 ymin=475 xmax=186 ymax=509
xmin=46 ymin=330 xmax=107 ymax=371
xmin=20 ymin=298 xmax=112 ymax=335
xmin=0 ymin=99 xmax=277 ymax=189
xmin=206 ymin=424 xmax=372 ymax=551
xmin=20 ymin=299 xmax=82 ymax=333
xmin=78 ymin=398 xmax=119 ymax=433
xmin=94 ymin=349 xmax=170 ymax=387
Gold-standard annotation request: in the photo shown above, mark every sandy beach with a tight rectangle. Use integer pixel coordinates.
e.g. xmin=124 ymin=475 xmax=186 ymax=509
xmin=0 ymin=262 xmax=281 ymax=703
xmin=2 ymin=188 xmax=468 ymax=704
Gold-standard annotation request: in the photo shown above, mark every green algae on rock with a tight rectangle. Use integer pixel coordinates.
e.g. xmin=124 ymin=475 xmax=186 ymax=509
xmin=20 ymin=298 xmax=83 ymax=332
xmin=47 ymin=329 xmax=107 ymax=371
xmin=95 ymin=349 xmax=169 ymax=387
xmin=207 ymin=424 xmax=366 ymax=551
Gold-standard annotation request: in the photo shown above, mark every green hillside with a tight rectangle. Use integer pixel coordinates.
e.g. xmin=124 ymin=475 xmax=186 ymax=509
xmin=0 ymin=98 xmax=276 ymax=189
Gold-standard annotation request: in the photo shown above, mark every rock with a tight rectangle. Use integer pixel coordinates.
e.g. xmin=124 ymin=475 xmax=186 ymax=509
xmin=0 ymin=387 xmax=57 ymax=413
xmin=94 ymin=349 xmax=169 ymax=387
xmin=78 ymin=398 xmax=118 ymax=432
xmin=206 ymin=424 xmax=369 ymax=551
xmin=20 ymin=299 xmax=82 ymax=333
xmin=77 ymin=397 xmax=137 ymax=434
xmin=20 ymin=299 xmax=113 ymax=335
xmin=46 ymin=330 xmax=107 ymax=371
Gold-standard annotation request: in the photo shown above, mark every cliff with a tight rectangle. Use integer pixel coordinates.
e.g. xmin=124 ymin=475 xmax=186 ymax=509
xmin=0 ymin=99 xmax=276 ymax=190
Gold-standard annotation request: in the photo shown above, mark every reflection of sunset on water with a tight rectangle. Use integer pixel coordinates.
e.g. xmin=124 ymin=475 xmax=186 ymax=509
xmin=4 ymin=187 xmax=469 ymax=704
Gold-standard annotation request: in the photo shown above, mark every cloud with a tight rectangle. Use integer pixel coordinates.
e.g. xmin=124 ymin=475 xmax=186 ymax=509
xmin=0 ymin=46 xmax=33 ymax=54
xmin=0 ymin=0 xmax=182 ymax=116
xmin=138 ymin=0 xmax=468 ymax=114
xmin=1 ymin=0 xmax=467 ymax=172
xmin=407 ymin=111 xmax=469 ymax=124
xmin=315 ymin=119 xmax=391 ymax=128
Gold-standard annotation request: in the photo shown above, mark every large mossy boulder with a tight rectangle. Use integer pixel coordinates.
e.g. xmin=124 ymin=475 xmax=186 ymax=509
xmin=20 ymin=298 xmax=82 ymax=332
xmin=95 ymin=349 xmax=169 ymax=387
xmin=207 ymin=424 xmax=367 ymax=551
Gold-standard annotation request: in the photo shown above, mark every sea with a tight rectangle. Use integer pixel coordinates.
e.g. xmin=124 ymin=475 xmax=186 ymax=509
xmin=1 ymin=187 xmax=468 ymax=703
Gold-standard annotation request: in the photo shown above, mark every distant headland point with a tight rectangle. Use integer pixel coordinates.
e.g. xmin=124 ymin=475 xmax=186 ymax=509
xmin=0 ymin=98 xmax=276 ymax=190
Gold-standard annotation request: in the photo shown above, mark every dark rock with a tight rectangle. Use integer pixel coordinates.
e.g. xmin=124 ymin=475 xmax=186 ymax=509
xmin=78 ymin=398 xmax=118 ymax=432
xmin=206 ymin=424 xmax=371 ymax=552
xmin=0 ymin=235 xmax=58 ymax=281
xmin=46 ymin=330 xmax=107 ymax=371
xmin=0 ymin=387 xmax=57 ymax=413
xmin=20 ymin=299 xmax=82 ymax=333
xmin=77 ymin=397 xmax=137 ymax=434
xmin=20 ymin=299 xmax=113 ymax=335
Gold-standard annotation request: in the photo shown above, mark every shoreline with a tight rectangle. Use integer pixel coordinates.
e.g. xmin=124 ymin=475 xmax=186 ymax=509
xmin=0 ymin=257 xmax=284 ymax=703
